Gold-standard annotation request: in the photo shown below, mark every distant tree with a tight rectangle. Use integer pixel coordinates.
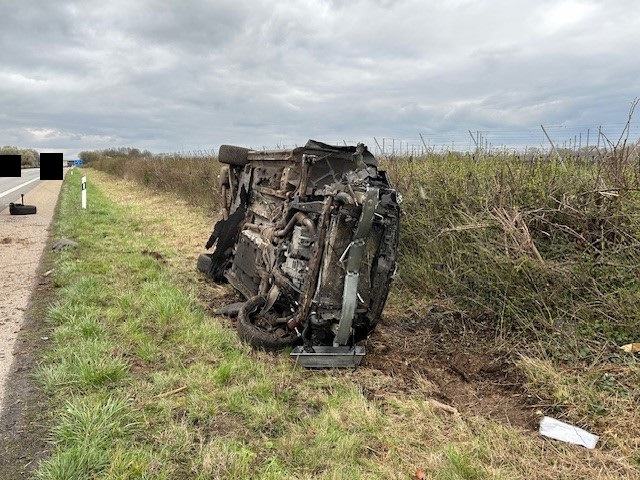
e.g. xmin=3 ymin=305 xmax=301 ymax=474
xmin=79 ymin=147 xmax=152 ymax=162
xmin=79 ymin=150 xmax=102 ymax=164
xmin=0 ymin=145 xmax=39 ymax=167
xmin=22 ymin=148 xmax=39 ymax=167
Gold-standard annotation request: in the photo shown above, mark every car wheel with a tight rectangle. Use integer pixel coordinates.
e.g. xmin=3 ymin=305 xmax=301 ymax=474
xmin=236 ymin=295 xmax=299 ymax=350
xmin=218 ymin=145 xmax=250 ymax=166
xmin=197 ymin=253 xmax=213 ymax=274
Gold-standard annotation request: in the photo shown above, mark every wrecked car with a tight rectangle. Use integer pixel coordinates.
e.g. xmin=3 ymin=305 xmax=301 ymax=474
xmin=197 ymin=140 xmax=400 ymax=367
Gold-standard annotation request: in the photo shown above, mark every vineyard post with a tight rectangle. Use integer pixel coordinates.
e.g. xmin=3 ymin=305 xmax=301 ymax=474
xmin=468 ymin=130 xmax=479 ymax=158
xmin=419 ymin=133 xmax=428 ymax=153
xmin=541 ymin=124 xmax=562 ymax=162
xmin=373 ymin=137 xmax=383 ymax=156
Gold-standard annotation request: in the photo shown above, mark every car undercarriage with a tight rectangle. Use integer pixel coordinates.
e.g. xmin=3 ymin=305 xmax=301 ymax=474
xmin=198 ymin=140 xmax=400 ymax=367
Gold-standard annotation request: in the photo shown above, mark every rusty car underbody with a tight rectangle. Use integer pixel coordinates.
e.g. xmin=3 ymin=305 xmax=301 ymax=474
xmin=197 ymin=140 xmax=400 ymax=367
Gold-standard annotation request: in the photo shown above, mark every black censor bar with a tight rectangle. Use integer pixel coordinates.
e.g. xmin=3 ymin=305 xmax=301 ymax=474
xmin=0 ymin=152 xmax=64 ymax=180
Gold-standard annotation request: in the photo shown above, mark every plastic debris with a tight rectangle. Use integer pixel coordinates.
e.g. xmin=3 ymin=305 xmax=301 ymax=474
xmin=539 ymin=416 xmax=599 ymax=449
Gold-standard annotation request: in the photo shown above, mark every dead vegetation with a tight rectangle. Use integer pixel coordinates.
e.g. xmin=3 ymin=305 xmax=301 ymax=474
xmin=80 ymin=148 xmax=220 ymax=211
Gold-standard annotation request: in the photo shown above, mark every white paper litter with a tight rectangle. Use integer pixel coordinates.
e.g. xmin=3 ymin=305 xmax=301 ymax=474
xmin=539 ymin=416 xmax=599 ymax=449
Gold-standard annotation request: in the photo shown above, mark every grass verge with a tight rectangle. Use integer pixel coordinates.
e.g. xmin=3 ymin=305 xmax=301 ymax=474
xmin=33 ymin=167 xmax=639 ymax=479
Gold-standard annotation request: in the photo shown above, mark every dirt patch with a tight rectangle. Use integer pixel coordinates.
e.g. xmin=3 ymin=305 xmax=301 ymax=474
xmin=204 ymin=288 xmax=539 ymax=429
xmin=361 ymin=312 xmax=537 ymax=429
xmin=196 ymin=265 xmax=538 ymax=428
xmin=142 ymin=249 xmax=167 ymax=264
xmin=0 ymin=236 xmax=31 ymax=246
xmin=198 ymin=281 xmax=241 ymax=315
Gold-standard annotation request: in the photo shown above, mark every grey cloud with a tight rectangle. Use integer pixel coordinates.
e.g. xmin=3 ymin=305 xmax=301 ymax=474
xmin=0 ymin=0 xmax=639 ymax=157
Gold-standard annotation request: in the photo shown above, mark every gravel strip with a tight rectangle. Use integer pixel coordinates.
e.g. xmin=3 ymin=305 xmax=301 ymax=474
xmin=0 ymin=175 xmax=65 ymax=413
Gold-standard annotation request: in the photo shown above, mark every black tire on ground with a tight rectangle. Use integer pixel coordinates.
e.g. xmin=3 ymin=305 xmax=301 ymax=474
xmin=9 ymin=203 xmax=37 ymax=215
xmin=218 ymin=145 xmax=250 ymax=166
xmin=196 ymin=253 xmax=213 ymax=274
xmin=236 ymin=295 xmax=299 ymax=350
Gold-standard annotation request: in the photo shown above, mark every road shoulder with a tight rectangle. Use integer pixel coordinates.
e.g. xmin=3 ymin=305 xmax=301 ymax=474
xmin=0 ymin=176 xmax=66 ymax=478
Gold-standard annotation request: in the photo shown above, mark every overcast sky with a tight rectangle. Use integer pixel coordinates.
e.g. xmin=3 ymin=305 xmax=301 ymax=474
xmin=1 ymin=0 xmax=639 ymax=157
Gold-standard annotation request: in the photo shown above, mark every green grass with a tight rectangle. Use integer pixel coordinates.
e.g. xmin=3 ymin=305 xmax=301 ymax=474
xmin=32 ymin=161 xmax=640 ymax=479
xmin=38 ymin=172 xmax=414 ymax=479
xmin=36 ymin=394 xmax=140 ymax=479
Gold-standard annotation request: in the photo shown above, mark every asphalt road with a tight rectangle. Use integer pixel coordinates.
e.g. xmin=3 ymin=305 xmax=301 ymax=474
xmin=0 ymin=169 xmax=44 ymax=212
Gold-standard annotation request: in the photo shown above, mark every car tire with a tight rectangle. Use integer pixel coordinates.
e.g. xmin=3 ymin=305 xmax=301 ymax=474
xmin=197 ymin=253 xmax=213 ymax=274
xmin=236 ymin=295 xmax=299 ymax=350
xmin=218 ymin=145 xmax=250 ymax=166
xmin=9 ymin=203 xmax=37 ymax=215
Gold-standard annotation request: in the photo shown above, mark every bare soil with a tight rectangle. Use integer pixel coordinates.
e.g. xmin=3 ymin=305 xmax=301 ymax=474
xmin=362 ymin=314 xmax=537 ymax=429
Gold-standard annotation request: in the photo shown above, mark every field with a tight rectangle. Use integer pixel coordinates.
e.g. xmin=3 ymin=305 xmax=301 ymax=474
xmin=14 ymin=145 xmax=640 ymax=478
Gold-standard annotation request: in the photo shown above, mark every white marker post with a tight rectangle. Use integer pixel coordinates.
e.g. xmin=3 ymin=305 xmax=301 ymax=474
xmin=81 ymin=176 xmax=87 ymax=209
